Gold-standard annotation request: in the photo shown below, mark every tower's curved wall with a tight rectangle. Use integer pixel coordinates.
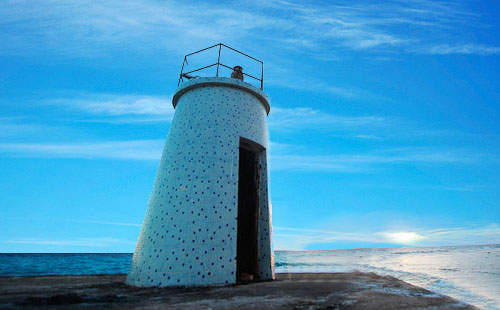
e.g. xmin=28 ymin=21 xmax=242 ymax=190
xmin=127 ymin=77 xmax=273 ymax=287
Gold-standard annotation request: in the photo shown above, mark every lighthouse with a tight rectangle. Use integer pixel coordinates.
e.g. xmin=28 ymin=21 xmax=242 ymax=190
xmin=127 ymin=44 xmax=274 ymax=287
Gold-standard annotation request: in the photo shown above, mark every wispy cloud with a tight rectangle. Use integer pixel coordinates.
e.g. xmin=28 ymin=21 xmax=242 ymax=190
xmin=356 ymin=134 xmax=382 ymax=140
xmin=353 ymin=183 xmax=482 ymax=192
xmin=0 ymin=117 xmax=78 ymax=140
xmin=3 ymin=237 xmax=135 ymax=247
xmin=80 ymin=220 xmax=141 ymax=227
xmin=420 ymin=44 xmax=500 ymax=55
xmin=0 ymin=140 xmax=164 ymax=160
xmin=0 ymin=0 xmax=496 ymax=59
xmin=274 ymin=223 xmax=500 ymax=250
xmin=269 ymin=107 xmax=386 ymax=131
xmin=49 ymin=93 xmax=175 ymax=122
xmin=59 ymin=95 xmax=173 ymax=116
xmin=257 ymin=0 xmax=496 ymax=56
xmin=1 ymin=0 xmax=496 ymax=110
xmin=0 ymin=0 xmax=280 ymax=58
xmin=2 ymin=216 xmax=142 ymax=228
xmin=0 ymin=118 xmax=46 ymax=137
xmin=270 ymin=146 xmax=480 ymax=172
xmin=268 ymin=107 xmax=474 ymax=142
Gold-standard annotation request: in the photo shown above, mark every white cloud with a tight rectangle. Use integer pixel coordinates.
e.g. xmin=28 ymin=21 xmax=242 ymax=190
xmin=0 ymin=140 xmax=164 ymax=160
xmin=423 ymin=224 xmax=500 ymax=242
xmin=50 ymin=93 xmax=175 ymax=121
xmin=421 ymin=44 xmax=500 ymax=55
xmin=269 ymin=107 xmax=386 ymax=131
xmin=0 ymin=0 xmax=496 ymax=59
xmin=356 ymin=134 xmax=382 ymax=140
xmin=81 ymin=220 xmax=141 ymax=227
xmin=257 ymin=0 xmax=496 ymax=56
xmin=0 ymin=0 xmax=281 ymax=57
xmin=1 ymin=0 xmax=496 ymax=107
xmin=268 ymin=107 xmax=471 ymax=142
xmin=273 ymin=223 xmax=500 ymax=250
xmin=0 ymin=118 xmax=50 ymax=137
xmin=71 ymin=96 xmax=173 ymax=116
xmin=4 ymin=237 xmax=135 ymax=247
xmin=270 ymin=146 xmax=479 ymax=172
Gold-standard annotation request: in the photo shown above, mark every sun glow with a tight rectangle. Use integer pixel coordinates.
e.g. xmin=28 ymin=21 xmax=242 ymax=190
xmin=383 ymin=232 xmax=424 ymax=244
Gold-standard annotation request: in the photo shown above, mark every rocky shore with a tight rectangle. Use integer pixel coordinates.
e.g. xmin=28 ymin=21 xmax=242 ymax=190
xmin=0 ymin=272 xmax=477 ymax=309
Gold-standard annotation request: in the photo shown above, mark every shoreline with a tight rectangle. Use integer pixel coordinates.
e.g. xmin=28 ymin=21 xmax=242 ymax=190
xmin=0 ymin=272 xmax=477 ymax=309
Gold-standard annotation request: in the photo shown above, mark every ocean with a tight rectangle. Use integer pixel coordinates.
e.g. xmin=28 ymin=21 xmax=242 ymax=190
xmin=275 ymin=244 xmax=500 ymax=309
xmin=1 ymin=244 xmax=499 ymax=309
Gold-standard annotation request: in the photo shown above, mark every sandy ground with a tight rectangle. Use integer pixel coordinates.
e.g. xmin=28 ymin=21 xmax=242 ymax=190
xmin=0 ymin=272 xmax=477 ymax=309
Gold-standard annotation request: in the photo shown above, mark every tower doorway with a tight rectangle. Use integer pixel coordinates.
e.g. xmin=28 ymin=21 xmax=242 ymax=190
xmin=236 ymin=138 xmax=263 ymax=282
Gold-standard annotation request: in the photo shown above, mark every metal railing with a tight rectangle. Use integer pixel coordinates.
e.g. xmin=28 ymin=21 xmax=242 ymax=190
xmin=177 ymin=43 xmax=264 ymax=90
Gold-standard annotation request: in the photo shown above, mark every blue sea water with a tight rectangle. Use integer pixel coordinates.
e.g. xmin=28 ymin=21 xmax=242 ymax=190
xmin=1 ymin=244 xmax=499 ymax=309
xmin=0 ymin=253 xmax=132 ymax=276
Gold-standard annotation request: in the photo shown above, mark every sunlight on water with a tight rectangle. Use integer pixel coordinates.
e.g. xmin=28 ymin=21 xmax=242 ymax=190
xmin=276 ymin=244 xmax=500 ymax=309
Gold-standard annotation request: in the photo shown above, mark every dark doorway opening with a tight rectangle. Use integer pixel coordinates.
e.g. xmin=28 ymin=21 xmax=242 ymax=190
xmin=236 ymin=138 xmax=261 ymax=282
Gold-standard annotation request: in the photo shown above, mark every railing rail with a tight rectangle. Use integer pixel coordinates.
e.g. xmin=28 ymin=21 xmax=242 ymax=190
xmin=178 ymin=43 xmax=264 ymax=90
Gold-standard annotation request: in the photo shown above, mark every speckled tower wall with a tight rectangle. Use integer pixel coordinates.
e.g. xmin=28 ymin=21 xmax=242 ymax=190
xmin=127 ymin=77 xmax=274 ymax=287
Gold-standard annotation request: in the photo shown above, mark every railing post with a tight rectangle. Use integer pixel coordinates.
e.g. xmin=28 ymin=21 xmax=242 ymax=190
xmin=261 ymin=62 xmax=264 ymax=90
xmin=178 ymin=56 xmax=187 ymax=86
xmin=216 ymin=44 xmax=222 ymax=77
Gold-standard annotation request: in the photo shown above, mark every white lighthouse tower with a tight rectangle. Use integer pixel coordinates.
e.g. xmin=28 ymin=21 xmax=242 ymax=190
xmin=127 ymin=44 xmax=274 ymax=287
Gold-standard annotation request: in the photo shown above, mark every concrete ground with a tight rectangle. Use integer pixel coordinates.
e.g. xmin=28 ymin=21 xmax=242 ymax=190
xmin=0 ymin=272 xmax=477 ymax=309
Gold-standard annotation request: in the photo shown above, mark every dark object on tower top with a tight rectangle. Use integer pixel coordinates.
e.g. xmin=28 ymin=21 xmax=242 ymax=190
xmin=182 ymin=73 xmax=199 ymax=80
xmin=231 ymin=66 xmax=244 ymax=80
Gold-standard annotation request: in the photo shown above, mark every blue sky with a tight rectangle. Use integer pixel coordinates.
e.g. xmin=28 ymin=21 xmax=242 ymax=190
xmin=1 ymin=0 xmax=499 ymax=252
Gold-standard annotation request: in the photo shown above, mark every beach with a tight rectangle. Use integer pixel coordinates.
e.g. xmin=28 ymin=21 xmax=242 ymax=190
xmin=0 ymin=272 xmax=476 ymax=309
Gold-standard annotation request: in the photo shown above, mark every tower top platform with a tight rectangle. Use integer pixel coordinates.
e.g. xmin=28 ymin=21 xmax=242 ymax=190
xmin=173 ymin=77 xmax=270 ymax=115
xmin=174 ymin=43 xmax=269 ymax=114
